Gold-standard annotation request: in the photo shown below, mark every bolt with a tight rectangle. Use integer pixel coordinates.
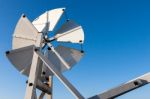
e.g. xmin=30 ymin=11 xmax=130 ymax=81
xmin=6 ymin=51 xmax=10 ymax=55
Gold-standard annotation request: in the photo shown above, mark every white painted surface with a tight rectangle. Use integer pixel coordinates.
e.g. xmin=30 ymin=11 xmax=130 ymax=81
xmin=32 ymin=8 xmax=65 ymax=33
xmin=43 ymin=45 xmax=84 ymax=76
xmin=13 ymin=15 xmax=38 ymax=49
xmin=55 ymin=20 xmax=84 ymax=44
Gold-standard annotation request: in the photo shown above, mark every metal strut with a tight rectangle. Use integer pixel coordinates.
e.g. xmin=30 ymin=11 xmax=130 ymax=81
xmin=89 ymin=72 xmax=150 ymax=99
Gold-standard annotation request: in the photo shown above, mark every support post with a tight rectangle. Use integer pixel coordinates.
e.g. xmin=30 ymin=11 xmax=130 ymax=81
xmin=24 ymin=51 xmax=41 ymax=99
xmin=24 ymin=33 xmax=42 ymax=99
xmin=46 ymin=76 xmax=53 ymax=99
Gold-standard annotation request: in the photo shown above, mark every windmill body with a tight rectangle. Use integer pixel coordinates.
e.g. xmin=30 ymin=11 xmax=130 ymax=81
xmin=6 ymin=8 xmax=85 ymax=99
xmin=6 ymin=8 xmax=150 ymax=99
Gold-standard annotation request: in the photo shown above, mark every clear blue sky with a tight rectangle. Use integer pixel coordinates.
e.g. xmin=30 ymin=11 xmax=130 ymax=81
xmin=0 ymin=0 xmax=150 ymax=99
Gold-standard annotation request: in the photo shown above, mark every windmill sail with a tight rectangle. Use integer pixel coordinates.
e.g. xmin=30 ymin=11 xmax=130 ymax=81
xmin=42 ymin=45 xmax=84 ymax=76
xmin=13 ymin=15 xmax=38 ymax=49
xmin=55 ymin=20 xmax=84 ymax=44
xmin=6 ymin=45 xmax=34 ymax=76
xmin=32 ymin=8 xmax=65 ymax=33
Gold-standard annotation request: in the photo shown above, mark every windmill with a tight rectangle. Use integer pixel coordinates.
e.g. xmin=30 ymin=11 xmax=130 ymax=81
xmin=6 ymin=8 xmax=150 ymax=99
xmin=6 ymin=8 xmax=85 ymax=99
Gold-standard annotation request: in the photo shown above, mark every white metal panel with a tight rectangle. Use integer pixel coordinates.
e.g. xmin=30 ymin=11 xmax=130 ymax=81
xmin=6 ymin=45 xmax=34 ymax=75
xmin=47 ymin=43 xmax=71 ymax=70
xmin=49 ymin=45 xmax=83 ymax=74
xmin=55 ymin=20 xmax=84 ymax=44
xmin=32 ymin=8 xmax=65 ymax=32
xmin=42 ymin=45 xmax=84 ymax=76
xmin=55 ymin=45 xmax=84 ymax=70
xmin=13 ymin=15 xmax=38 ymax=49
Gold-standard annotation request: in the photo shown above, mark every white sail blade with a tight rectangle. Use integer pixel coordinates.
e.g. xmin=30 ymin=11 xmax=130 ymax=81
xmin=42 ymin=45 xmax=84 ymax=76
xmin=32 ymin=8 xmax=65 ymax=33
xmin=6 ymin=45 xmax=34 ymax=76
xmin=13 ymin=15 xmax=38 ymax=49
xmin=55 ymin=20 xmax=84 ymax=44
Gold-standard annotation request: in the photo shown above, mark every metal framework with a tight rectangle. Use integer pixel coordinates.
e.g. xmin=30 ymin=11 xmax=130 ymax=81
xmin=5 ymin=8 xmax=150 ymax=99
